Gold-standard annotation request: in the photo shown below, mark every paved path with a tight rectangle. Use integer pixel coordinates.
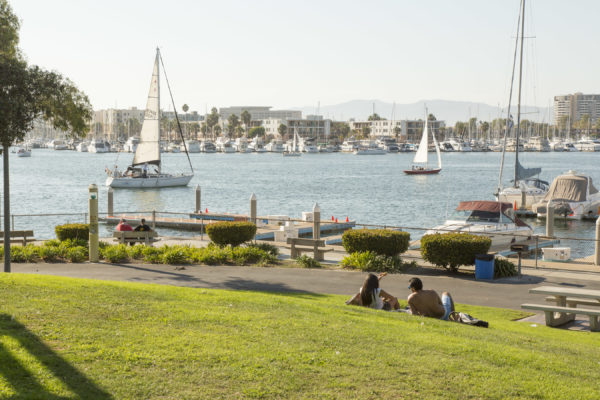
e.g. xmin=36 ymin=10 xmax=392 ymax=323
xmin=10 ymin=261 xmax=600 ymax=311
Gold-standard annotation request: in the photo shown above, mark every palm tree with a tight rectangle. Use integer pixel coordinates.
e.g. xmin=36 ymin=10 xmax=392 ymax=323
xmin=241 ymin=110 xmax=251 ymax=137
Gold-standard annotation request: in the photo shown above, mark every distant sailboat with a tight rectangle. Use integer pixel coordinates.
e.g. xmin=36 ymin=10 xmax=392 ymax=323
xmin=106 ymin=48 xmax=194 ymax=188
xmin=403 ymin=114 xmax=442 ymax=175
xmin=283 ymin=128 xmax=301 ymax=157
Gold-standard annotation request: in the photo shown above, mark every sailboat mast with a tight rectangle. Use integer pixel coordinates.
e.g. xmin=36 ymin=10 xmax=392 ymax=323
xmin=156 ymin=48 xmax=161 ymax=171
xmin=514 ymin=0 xmax=525 ymax=187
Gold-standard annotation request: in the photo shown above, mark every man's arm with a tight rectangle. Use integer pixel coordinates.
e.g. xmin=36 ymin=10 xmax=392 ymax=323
xmin=407 ymin=293 xmax=420 ymax=315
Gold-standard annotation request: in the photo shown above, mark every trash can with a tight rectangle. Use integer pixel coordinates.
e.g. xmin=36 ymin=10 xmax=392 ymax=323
xmin=475 ymin=254 xmax=495 ymax=280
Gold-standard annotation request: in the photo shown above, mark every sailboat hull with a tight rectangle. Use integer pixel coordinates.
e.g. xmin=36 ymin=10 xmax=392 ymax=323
xmin=403 ymin=168 xmax=441 ymax=175
xmin=106 ymin=174 xmax=193 ymax=188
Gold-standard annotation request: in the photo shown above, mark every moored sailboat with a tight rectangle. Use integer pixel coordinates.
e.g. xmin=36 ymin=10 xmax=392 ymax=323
xmin=403 ymin=114 xmax=442 ymax=174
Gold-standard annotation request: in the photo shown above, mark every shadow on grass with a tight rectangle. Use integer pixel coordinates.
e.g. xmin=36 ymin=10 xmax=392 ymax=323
xmin=0 ymin=314 xmax=112 ymax=399
xmin=219 ymin=276 xmax=320 ymax=295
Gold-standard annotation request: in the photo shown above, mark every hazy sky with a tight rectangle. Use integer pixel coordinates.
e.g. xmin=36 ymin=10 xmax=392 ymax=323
xmin=10 ymin=0 xmax=600 ymax=112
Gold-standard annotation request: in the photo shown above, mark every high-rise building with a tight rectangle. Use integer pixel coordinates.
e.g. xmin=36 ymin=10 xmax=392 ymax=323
xmin=554 ymin=93 xmax=600 ymax=126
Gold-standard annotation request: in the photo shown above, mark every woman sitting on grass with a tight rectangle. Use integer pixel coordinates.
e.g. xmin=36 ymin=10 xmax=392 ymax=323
xmin=345 ymin=272 xmax=400 ymax=311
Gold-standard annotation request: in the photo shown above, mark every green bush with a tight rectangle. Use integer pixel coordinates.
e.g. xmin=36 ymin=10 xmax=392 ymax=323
xmin=247 ymin=242 xmax=279 ymax=256
xmin=10 ymin=246 xmax=27 ymax=262
xmin=231 ymin=246 xmax=275 ymax=265
xmin=341 ymin=251 xmax=413 ymax=273
xmin=101 ymin=244 xmax=129 ymax=263
xmin=162 ymin=246 xmax=190 ymax=265
xmin=127 ymin=244 xmax=147 ymax=260
xmin=420 ymin=233 xmax=492 ymax=272
xmin=295 ymin=255 xmax=322 ymax=269
xmin=55 ymin=223 xmax=89 ymax=241
xmin=142 ymin=246 xmax=163 ymax=263
xmin=66 ymin=246 xmax=88 ymax=263
xmin=494 ymin=258 xmax=518 ymax=278
xmin=8 ymin=245 xmax=38 ymax=263
xmin=342 ymin=229 xmax=410 ymax=257
xmin=37 ymin=246 xmax=59 ymax=262
xmin=190 ymin=245 xmax=229 ymax=265
xmin=206 ymin=222 xmax=257 ymax=247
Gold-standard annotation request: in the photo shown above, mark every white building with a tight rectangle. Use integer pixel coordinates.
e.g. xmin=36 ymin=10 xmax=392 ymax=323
xmin=348 ymin=119 xmax=445 ymax=142
xmin=219 ymin=106 xmax=301 ymax=122
xmin=261 ymin=115 xmax=331 ymax=139
xmin=554 ymin=93 xmax=600 ymax=126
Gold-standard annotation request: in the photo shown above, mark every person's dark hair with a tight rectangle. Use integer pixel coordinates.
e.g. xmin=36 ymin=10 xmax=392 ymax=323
xmin=119 ymin=218 xmax=125 ymax=223
xmin=141 ymin=218 xmax=146 ymax=224
xmin=360 ymin=273 xmax=379 ymax=307
xmin=409 ymin=277 xmax=423 ymax=291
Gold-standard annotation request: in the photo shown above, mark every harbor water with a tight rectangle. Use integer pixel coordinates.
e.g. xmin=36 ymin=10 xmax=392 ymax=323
xmin=3 ymin=149 xmax=599 ymax=242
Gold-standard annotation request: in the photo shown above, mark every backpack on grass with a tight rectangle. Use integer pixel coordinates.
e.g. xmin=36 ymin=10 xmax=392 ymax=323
xmin=449 ymin=312 xmax=489 ymax=328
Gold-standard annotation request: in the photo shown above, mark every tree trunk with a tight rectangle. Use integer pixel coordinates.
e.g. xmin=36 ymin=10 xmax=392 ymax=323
xmin=3 ymin=143 xmax=10 ymax=272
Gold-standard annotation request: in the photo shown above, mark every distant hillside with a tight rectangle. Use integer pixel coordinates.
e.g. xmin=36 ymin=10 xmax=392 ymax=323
xmin=293 ymin=99 xmax=552 ymax=125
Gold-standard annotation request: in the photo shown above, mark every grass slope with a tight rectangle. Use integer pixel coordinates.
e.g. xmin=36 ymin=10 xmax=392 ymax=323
xmin=0 ymin=273 xmax=599 ymax=399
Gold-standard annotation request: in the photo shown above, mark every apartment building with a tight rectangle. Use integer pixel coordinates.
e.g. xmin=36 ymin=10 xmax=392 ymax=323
xmin=261 ymin=115 xmax=331 ymax=139
xmin=554 ymin=93 xmax=600 ymax=125
xmin=219 ymin=106 xmax=301 ymax=122
xmin=349 ymin=119 xmax=445 ymax=142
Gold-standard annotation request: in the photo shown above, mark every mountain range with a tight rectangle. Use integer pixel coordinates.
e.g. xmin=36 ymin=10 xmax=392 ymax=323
xmin=292 ymin=99 xmax=552 ymax=125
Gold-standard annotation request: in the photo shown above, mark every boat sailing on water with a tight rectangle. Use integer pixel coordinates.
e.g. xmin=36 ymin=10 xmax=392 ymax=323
xmin=106 ymin=48 xmax=194 ymax=188
xmin=403 ymin=112 xmax=442 ymax=174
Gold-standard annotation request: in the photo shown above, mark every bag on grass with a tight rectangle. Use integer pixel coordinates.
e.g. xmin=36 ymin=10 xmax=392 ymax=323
xmin=449 ymin=312 xmax=489 ymax=328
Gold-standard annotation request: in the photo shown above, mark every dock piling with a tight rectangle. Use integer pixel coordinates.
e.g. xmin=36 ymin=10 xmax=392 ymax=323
xmin=88 ymin=184 xmax=99 ymax=262
xmin=152 ymin=210 xmax=156 ymax=230
xmin=546 ymin=201 xmax=554 ymax=237
xmin=313 ymin=203 xmax=321 ymax=240
xmin=250 ymin=193 xmax=257 ymax=225
xmin=107 ymin=187 xmax=113 ymax=217
xmin=595 ymin=217 xmax=600 ymax=266
xmin=195 ymin=185 xmax=201 ymax=213
xmin=521 ymin=190 xmax=526 ymax=210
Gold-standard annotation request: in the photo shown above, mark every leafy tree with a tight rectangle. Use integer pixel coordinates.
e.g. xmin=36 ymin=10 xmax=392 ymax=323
xmin=578 ymin=114 xmax=591 ymax=132
xmin=454 ymin=121 xmax=468 ymax=137
xmin=427 ymin=113 xmax=437 ymax=121
xmin=1 ymin=0 xmax=92 ymax=272
xmin=206 ymin=107 xmax=220 ymax=139
xmin=227 ymin=114 xmax=239 ymax=137
xmin=200 ymin=122 xmax=208 ymax=137
xmin=127 ymin=118 xmax=141 ymax=136
xmin=248 ymin=126 xmax=266 ymax=138
xmin=361 ymin=126 xmax=371 ymax=138
xmin=480 ymin=121 xmax=489 ymax=136
xmin=213 ymin=124 xmax=222 ymax=136
xmin=367 ymin=113 xmax=384 ymax=121
xmin=189 ymin=122 xmax=200 ymax=139
xmin=235 ymin=125 xmax=245 ymax=138
xmin=331 ymin=121 xmax=350 ymax=140
xmin=393 ymin=126 xmax=402 ymax=139
xmin=182 ymin=103 xmax=189 ymax=113
xmin=241 ymin=110 xmax=251 ymax=136
xmin=277 ymin=123 xmax=287 ymax=138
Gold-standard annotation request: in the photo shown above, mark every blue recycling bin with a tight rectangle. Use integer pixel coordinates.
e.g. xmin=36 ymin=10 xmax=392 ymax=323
xmin=475 ymin=254 xmax=495 ymax=280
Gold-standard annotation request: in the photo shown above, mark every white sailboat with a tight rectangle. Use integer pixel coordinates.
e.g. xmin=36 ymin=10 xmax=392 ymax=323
xmin=283 ymin=129 xmax=301 ymax=157
xmin=106 ymin=49 xmax=193 ymax=188
xmin=403 ymin=115 xmax=442 ymax=174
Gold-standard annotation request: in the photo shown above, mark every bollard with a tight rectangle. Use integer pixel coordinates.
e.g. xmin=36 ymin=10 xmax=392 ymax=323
xmin=88 ymin=184 xmax=99 ymax=262
xmin=152 ymin=210 xmax=156 ymax=230
xmin=520 ymin=190 xmax=526 ymax=210
xmin=313 ymin=203 xmax=321 ymax=240
xmin=546 ymin=201 xmax=554 ymax=237
xmin=107 ymin=187 xmax=113 ymax=217
xmin=250 ymin=193 xmax=257 ymax=225
xmin=195 ymin=185 xmax=201 ymax=213
xmin=595 ymin=217 xmax=600 ymax=266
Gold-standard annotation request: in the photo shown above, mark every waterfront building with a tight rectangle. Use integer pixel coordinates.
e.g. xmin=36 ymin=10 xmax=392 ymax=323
xmin=349 ymin=119 xmax=445 ymax=142
xmin=219 ymin=106 xmax=301 ymax=122
xmin=261 ymin=115 xmax=331 ymax=139
xmin=554 ymin=93 xmax=600 ymax=126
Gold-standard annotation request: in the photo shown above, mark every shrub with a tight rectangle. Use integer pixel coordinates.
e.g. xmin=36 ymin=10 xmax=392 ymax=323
xmin=10 ymin=246 xmax=27 ymax=262
xmin=341 ymin=251 xmax=412 ymax=273
xmin=101 ymin=244 xmax=129 ymax=263
xmin=44 ymin=239 xmax=61 ymax=248
xmin=67 ymin=246 xmax=88 ymax=263
xmin=295 ymin=255 xmax=322 ymax=269
xmin=247 ymin=242 xmax=279 ymax=256
xmin=6 ymin=245 xmax=37 ymax=263
xmin=190 ymin=246 xmax=229 ymax=265
xmin=231 ymin=246 xmax=275 ymax=265
xmin=342 ymin=229 xmax=410 ymax=257
xmin=494 ymin=258 xmax=518 ymax=278
xmin=206 ymin=222 xmax=257 ymax=247
xmin=142 ymin=246 xmax=163 ymax=264
xmin=127 ymin=244 xmax=147 ymax=260
xmin=55 ymin=223 xmax=89 ymax=241
xmin=162 ymin=246 xmax=190 ymax=265
xmin=420 ymin=233 xmax=492 ymax=272
xmin=37 ymin=246 xmax=59 ymax=262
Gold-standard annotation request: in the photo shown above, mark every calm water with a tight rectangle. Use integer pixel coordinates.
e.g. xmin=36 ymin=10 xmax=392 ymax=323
xmin=3 ymin=148 xmax=599 ymax=241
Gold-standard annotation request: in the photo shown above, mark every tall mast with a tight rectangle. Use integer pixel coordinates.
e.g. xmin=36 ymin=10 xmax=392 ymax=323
xmin=514 ymin=0 xmax=525 ymax=187
xmin=156 ymin=47 xmax=161 ymax=171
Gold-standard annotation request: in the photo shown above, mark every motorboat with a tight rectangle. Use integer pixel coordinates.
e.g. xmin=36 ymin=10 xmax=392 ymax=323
xmin=398 ymin=143 xmax=413 ymax=152
xmin=16 ymin=146 xmax=31 ymax=157
xmin=548 ymin=139 xmax=564 ymax=152
xmin=123 ymin=137 xmax=140 ymax=153
xmin=47 ymin=139 xmax=68 ymax=150
xmin=167 ymin=142 xmax=181 ymax=153
xmin=233 ymin=137 xmax=252 ymax=153
xmin=563 ymin=141 xmax=579 ymax=152
xmin=377 ymin=138 xmax=399 ymax=153
xmin=88 ymin=139 xmax=108 ymax=153
xmin=427 ymin=201 xmax=532 ymax=247
xmin=299 ymin=137 xmax=318 ymax=153
xmin=439 ymin=141 xmax=455 ymax=152
xmin=266 ymin=139 xmax=285 ymax=153
xmin=247 ymin=137 xmax=266 ymax=153
xmin=354 ymin=140 xmax=386 ymax=155
xmin=527 ymin=136 xmax=551 ymax=152
xmin=532 ymin=170 xmax=600 ymax=220
xmin=105 ymin=48 xmax=193 ymax=189
xmin=184 ymin=139 xmax=201 ymax=153
xmin=497 ymin=178 xmax=550 ymax=209
xmin=200 ymin=140 xmax=217 ymax=153
xmin=341 ymin=139 xmax=359 ymax=153
xmin=216 ymin=137 xmax=235 ymax=153
xmin=574 ymin=138 xmax=600 ymax=152
xmin=75 ymin=142 xmax=89 ymax=152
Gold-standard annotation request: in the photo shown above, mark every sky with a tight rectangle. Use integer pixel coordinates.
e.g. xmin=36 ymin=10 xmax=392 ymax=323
xmin=10 ymin=0 xmax=600 ymax=113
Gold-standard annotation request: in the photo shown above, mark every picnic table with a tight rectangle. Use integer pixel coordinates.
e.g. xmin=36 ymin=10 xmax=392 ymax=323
xmin=522 ymin=286 xmax=600 ymax=331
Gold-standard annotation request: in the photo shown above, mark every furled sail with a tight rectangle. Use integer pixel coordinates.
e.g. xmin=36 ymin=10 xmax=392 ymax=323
xmin=413 ymin=119 xmax=429 ymax=164
xmin=516 ymin=159 xmax=541 ymax=181
xmin=133 ymin=51 xmax=161 ymax=167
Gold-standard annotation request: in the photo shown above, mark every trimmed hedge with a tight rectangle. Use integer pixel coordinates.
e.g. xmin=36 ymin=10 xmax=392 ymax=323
xmin=55 ymin=223 xmax=89 ymax=241
xmin=206 ymin=221 xmax=257 ymax=247
xmin=420 ymin=233 xmax=492 ymax=272
xmin=342 ymin=229 xmax=410 ymax=257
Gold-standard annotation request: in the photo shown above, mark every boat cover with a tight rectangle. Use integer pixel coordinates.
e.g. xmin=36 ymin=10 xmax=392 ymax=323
xmin=541 ymin=175 xmax=598 ymax=203
xmin=456 ymin=201 xmax=512 ymax=213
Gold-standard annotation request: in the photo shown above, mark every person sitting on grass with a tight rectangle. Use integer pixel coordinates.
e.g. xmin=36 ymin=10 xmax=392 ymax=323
xmin=116 ymin=218 xmax=133 ymax=232
xmin=134 ymin=218 xmax=152 ymax=232
xmin=407 ymin=277 xmax=454 ymax=320
xmin=346 ymin=272 xmax=400 ymax=311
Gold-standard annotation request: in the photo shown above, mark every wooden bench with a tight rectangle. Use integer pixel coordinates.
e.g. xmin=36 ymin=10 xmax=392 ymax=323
xmin=545 ymin=296 xmax=600 ymax=308
xmin=286 ymin=238 xmax=333 ymax=261
xmin=0 ymin=230 xmax=35 ymax=246
xmin=521 ymin=303 xmax=600 ymax=331
xmin=113 ymin=231 xmax=157 ymax=245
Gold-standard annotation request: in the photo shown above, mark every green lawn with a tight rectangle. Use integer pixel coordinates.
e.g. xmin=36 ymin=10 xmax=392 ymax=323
xmin=0 ymin=274 xmax=599 ymax=399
